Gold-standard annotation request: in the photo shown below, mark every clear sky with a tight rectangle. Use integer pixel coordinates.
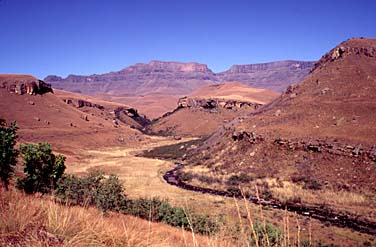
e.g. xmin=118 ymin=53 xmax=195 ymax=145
xmin=1 ymin=0 xmax=375 ymax=79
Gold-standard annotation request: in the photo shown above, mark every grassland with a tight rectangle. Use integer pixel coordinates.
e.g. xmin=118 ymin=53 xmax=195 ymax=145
xmin=63 ymin=137 xmax=375 ymax=246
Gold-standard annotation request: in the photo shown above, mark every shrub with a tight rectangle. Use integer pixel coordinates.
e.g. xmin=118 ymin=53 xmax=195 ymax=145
xmin=55 ymin=171 xmax=103 ymax=206
xmin=55 ymin=171 xmax=126 ymax=212
xmin=227 ymin=173 xmax=252 ymax=186
xmin=191 ymin=214 xmax=219 ymax=235
xmin=176 ymin=171 xmax=194 ymax=182
xmin=258 ymin=181 xmax=273 ymax=200
xmin=303 ymin=179 xmax=322 ymax=190
xmin=196 ymin=174 xmax=221 ymax=184
xmin=285 ymin=196 xmax=302 ymax=204
xmin=291 ymin=175 xmax=322 ymax=190
xmin=250 ymin=220 xmax=282 ymax=246
xmin=122 ymin=197 xmax=164 ymax=220
xmin=226 ymin=186 xmax=241 ymax=196
xmin=261 ymin=188 xmax=273 ymax=201
xmin=157 ymin=201 xmax=219 ymax=234
xmin=17 ymin=142 xmax=65 ymax=194
xmin=0 ymin=120 xmax=18 ymax=190
xmin=55 ymin=170 xmax=220 ymax=235
xmin=156 ymin=201 xmax=188 ymax=227
xmin=93 ymin=174 xmax=125 ymax=212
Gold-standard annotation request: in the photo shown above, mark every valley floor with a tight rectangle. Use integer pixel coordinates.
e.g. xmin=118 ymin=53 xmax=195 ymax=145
xmin=65 ymin=137 xmax=375 ymax=247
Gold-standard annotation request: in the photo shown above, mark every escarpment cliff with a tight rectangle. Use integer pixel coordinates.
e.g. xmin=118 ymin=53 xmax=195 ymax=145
xmin=45 ymin=60 xmax=314 ymax=97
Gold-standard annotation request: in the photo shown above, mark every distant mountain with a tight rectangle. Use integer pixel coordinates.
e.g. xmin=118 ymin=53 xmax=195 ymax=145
xmin=45 ymin=61 xmax=217 ymax=96
xmin=45 ymin=60 xmax=314 ymax=96
xmin=217 ymin=60 xmax=314 ymax=92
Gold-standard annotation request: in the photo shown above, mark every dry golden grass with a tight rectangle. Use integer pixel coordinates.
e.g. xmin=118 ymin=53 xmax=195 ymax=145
xmin=62 ymin=137 xmax=374 ymax=246
xmin=271 ymin=180 xmax=368 ymax=206
xmin=0 ymin=190 xmax=237 ymax=247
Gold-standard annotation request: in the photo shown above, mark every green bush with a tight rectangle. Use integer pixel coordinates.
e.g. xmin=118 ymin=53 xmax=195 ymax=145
xmin=191 ymin=214 xmax=219 ymax=235
xmin=157 ymin=201 xmax=219 ymax=234
xmin=121 ymin=197 xmax=164 ymax=220
xmin=250 ymin=220 xmax=282 ymax=246
xmin=157 ymin=202 xmax=189 ymax=227
xmin=93 ymin=174 xmax=125 ymax=212
xmin=0 ymin=120 xmax=19 ymax=190
xmin=17 ymin=142 xmax=65 ymax=194
xmin=55 ymin=171 xmax=102 ymax=206
xmin=55 ymin=171 xmax=126 ymax=212
xmin=55 ymin=170 xmax=219 ymax=235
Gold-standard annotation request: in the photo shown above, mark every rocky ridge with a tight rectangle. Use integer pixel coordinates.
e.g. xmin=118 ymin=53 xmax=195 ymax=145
xmin=61 ymin=96 xmax=150 ymax=130
xmin=182 ymin=38 xmax=376 ymax=208
xmin=177 ymin=97 xmax=262 ymax=111
xmin=45 ymin=60 xmax=314 ymax=95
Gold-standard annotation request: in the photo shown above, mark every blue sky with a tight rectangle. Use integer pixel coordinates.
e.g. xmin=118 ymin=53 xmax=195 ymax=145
xmin=1 ymin=0 xmax=375 ymax=78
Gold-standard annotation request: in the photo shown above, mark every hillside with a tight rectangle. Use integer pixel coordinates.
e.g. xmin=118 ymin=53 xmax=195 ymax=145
xmin=189 ymin=82 xmax=279 ymax=104
xmin=147 ymin=83 xmax=279 ymax=137
xmin=96 ymin=93 xmax=180 ymax=119
xmin=0 ymin=190 xmax=232 ymax=247
xmin=0 ymin=75 xmax=149 ymax=159
xmin=180 ymin=38 xmax=376 ymax=223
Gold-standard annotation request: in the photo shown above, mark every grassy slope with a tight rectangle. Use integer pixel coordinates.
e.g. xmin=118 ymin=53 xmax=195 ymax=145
xmin=0 ymin=190 xmax=234 ymax=247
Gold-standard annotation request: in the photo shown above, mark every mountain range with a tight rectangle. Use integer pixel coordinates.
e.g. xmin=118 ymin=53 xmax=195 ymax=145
xmin=45 ymin=60 xmax=314 ymax=95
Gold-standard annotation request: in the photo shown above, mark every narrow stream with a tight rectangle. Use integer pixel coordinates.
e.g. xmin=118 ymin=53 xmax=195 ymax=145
xmin=163 ymin=163 xmax=376 ymax=236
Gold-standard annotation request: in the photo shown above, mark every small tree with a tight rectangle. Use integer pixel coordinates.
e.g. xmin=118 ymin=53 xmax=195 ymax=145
xmin=17 ymin=142 xmax=66 ymax=194
xmin=0 ymin=119 xmax=19 ymax=190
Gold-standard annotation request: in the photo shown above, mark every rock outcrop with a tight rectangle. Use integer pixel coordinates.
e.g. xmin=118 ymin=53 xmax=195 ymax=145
xmin=232 ymin=130 xmax=264 ymax=143
xmin=177 ymin=97 xmax=262 ymax=111
xmin=114 ymin=107 xmax=151 ymax=128
xmin=274 ymin=138 xmax=376 ymax=162
xmin=0 ymin=74 xmax=53 ymax=95
xmin=63 ymin=98 xmax=104 ymax=110
xmin=312 ymin=39 xmax=376 ymax=71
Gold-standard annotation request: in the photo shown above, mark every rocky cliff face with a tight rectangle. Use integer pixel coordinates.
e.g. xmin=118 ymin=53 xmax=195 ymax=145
xmin=217 ymin=60 xmax=314 ymax=92
xmin=177 ymin=97 xmax=262 ymax=111
xmin=46 ymin=60 xmax=217 ymax=96
xmin=45 ymin=60 xmax=314 ymax=96
xmin=0 ymin=74 xmax=53 ymax=95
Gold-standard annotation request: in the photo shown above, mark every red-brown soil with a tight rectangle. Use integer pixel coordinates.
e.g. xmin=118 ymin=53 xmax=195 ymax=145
xmin=0 ymin=76 xmax=147 ymax=160
xmin=184 ymin=38 xmax=376 ymax=225
xmin=189 ymin=82 xmax=279 ymax=104
xmin=96 ymin=93 xmax=179 ymax=119
xmin=148 ymin=83 xmax=279 ymax=137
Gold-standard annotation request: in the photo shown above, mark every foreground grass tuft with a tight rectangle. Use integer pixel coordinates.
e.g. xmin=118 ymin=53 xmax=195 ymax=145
xmin=0 ymin=190 xmax=235 ymax=247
